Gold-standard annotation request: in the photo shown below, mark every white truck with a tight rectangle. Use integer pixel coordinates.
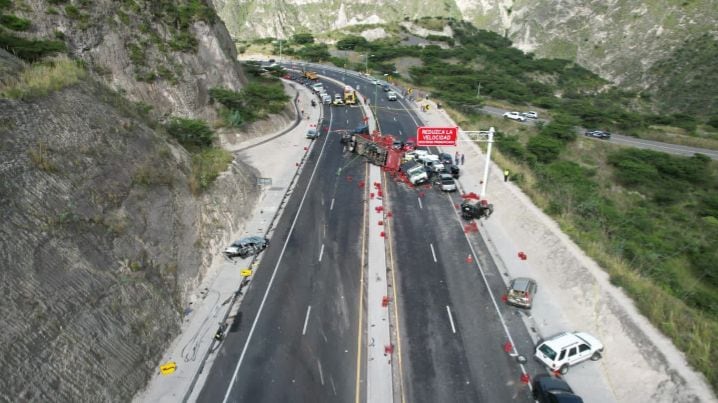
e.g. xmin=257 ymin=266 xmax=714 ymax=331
xmin=404 ymin=163 xmax=429 ymax=185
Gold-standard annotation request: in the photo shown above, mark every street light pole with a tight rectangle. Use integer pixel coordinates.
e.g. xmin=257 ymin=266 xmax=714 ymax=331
xmin=279 ymin=40 xmax=282 ymax=63
xmin=480 ymin=127 xmax=495 ymax=197
xmin=459 ymin=128 xmax=495 ymax=198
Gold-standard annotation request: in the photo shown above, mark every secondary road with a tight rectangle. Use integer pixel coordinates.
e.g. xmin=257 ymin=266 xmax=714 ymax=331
xmin=198 ymin=79 xmax=368 ymax=402
xmin=314 ymin=64 xmax=541 ymax=402
xmin=477 ymin=106 xmax=718 ymax=160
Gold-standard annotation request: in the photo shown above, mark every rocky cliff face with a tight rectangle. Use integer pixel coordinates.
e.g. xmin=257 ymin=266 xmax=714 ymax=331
xmin=213 ymin=0 xmax=718 ymax=112
xmin=12 ymin=0 xmax=246 ymax=120
xmin=0 ymin=0 xmax=265 ymax=401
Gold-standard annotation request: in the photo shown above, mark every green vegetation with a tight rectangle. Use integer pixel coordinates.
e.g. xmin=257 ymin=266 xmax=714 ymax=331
xmin=0 ymin=14 xmax=31 ymax=31
xmin=164 ymin=117 xmax=232 ymax=194
xmin=336 ymin=35 xmax=369 ymax=50
xmin=165 ymin=117 xmax=214 ymax=148
xmin=291 ymin=33 xmax=314 ymax=44
xmin=210 ymin=68 xmax=289 ymax=126
xmin=0 ymin=30 xmax=66 ymax=62
xmin=0 ymin=56 xmax=85 ymax=99
xmin=470 ymin=112 xmax=718 ymax=389
xmin=189 ymin=147 xmax=233 ymax=194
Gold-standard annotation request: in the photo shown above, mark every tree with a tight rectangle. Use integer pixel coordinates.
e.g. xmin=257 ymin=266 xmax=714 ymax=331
xmin=336 ymin=35 xmax=368 ymax=50
xmin=292 ymin=33 xmax=314 ymax=44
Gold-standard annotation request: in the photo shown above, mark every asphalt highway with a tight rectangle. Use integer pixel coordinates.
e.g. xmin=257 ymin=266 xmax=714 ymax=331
xmin=316 ymin=66 xmax=541 ymax=402
xmin=197 ymin=79 xmax=367 ymax=402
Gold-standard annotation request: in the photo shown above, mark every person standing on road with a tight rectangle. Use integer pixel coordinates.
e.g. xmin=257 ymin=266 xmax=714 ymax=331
xmin=461 ymin=153 xmax=465 ymax=165
xmin=504 ymin=169 xmax=510 ymax=182
xmin=454 ymin=152 xmax=459 ymax=165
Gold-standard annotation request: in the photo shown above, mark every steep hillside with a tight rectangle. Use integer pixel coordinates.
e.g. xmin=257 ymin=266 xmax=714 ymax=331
xmin=3 ymin=0 xmax=246 ymax=120
xmin=213 ymin=0 xmax=718 ymax=115
xmin=0 ymin=0 xmax=270 ymax=400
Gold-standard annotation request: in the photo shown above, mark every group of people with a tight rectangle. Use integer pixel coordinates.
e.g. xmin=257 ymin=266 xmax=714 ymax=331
xmin=454 ymin=152 xmax=465 ymax=166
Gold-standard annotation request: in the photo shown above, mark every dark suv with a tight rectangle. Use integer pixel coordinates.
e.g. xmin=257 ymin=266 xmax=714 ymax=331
xmin=532 ymin=374 xmax=583 ymax=403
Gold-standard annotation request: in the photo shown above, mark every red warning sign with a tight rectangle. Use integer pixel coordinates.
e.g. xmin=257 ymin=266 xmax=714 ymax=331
xmin=416 ymin=127 xmax=458 ymax=146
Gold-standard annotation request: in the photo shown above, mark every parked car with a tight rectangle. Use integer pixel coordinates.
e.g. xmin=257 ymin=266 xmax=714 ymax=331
xmin=438 ymin=152 xmax=454 ymax=165
xmin=223 ymin=236 xmax=269 ymax=259
xmin=506 ymin=277 xmax=537 ymax=308
xmin=503 ymin=111 xmax=527 ymax=122
xmin=584 ymin=130 xmax=612 ymax=139
xmin=535 ymin=332 xmax=604 ymax=375
xmin=423 ymin=159 xmax=445 ymax=173
xmin=311 ymin=83 xmax=324 ymax=93
xmin=306 ymin=128 xmax=319 ymax=139
xmin=404 ymin=149 xmax=429 ymax=162
xmin=521 ymin=111 xmax=539 ymax=119
xmin=532 ymin=374 xmax=584 ymax=403
xmin=435 ymin=173 xmax=457 ymax=192
xmin=387 ymin=91 xmax=398 ymax=101
xmin=441 ymin=164 xmax=460 ymax=178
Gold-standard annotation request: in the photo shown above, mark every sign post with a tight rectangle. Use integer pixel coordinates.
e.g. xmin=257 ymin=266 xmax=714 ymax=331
xmin=416 ymin=127 xmax=458 ymax=146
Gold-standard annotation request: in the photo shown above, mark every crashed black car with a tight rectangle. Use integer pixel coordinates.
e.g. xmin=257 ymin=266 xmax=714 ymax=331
xmin=223 ymin=236 xmax=270 ymax=259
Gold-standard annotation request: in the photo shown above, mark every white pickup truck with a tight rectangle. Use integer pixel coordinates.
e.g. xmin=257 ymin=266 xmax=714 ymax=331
xmin=405 ymin=163 xmax=428 ymax=185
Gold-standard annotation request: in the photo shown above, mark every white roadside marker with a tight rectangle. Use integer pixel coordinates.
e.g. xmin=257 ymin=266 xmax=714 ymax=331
xmin=430 ymin=243 xmax=437 ymax=262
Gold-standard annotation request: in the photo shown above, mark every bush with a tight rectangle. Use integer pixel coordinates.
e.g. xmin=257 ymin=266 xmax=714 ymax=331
xmin=495 ymin=133 xmax=527 ymax=161
xmin=165 ymin=117 xmax=215 ymax=148
xmin=1 ymin=56 xmax=85 ymax=99
xmin=190 ymin=148 xmax=233 ymax=194
xmin=539 ymin=113 xmax=579 ymax=142
xmin=527 ymin=135 xmax=564 ymax=163
xmin=209 ymin=87 xmax=243 ymax=110
xmin=336 ymin=35 xmax=368 ymax=50
xmin=210 ymin=80 xmax=289 ymax=124
xmin=0 ymin=14 xmax=31 ymax=31
xmin=608 ymin=149 xmax=712 ymax=189
xmin=292 ymin=33 xmax=314 ymax=44
xmin=169 ymin=32 xmax=198 ymax=52
xmin=0 ymin=31 xmax=66 ymax=62
xmin=296 ymin=43 xmax=330 ymax=62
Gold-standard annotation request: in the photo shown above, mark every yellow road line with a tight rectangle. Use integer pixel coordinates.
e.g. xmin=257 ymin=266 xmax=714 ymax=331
xmin=384 ymin=169 xmax=406 ymax=403
xmin=355 ymin=161 xmax=369 ymax=403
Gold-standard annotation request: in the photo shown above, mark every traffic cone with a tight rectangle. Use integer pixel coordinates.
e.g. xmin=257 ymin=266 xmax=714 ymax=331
xmin=466 ymin=254 xmax=473 ymax=263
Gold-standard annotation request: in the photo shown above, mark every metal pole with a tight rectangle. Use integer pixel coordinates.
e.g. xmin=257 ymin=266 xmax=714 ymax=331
xmin=365 ymin=53 xmax=368 ymax=75
xmin=480 ymin=127 xmax=494 ymax=197
xmin=279 ymin=40 xmax=282 ymax=63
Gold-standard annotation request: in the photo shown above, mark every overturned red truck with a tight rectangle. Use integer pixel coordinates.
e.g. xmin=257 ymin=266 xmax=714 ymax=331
xmin=343 ymin=126 xmax=492 ymax=219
